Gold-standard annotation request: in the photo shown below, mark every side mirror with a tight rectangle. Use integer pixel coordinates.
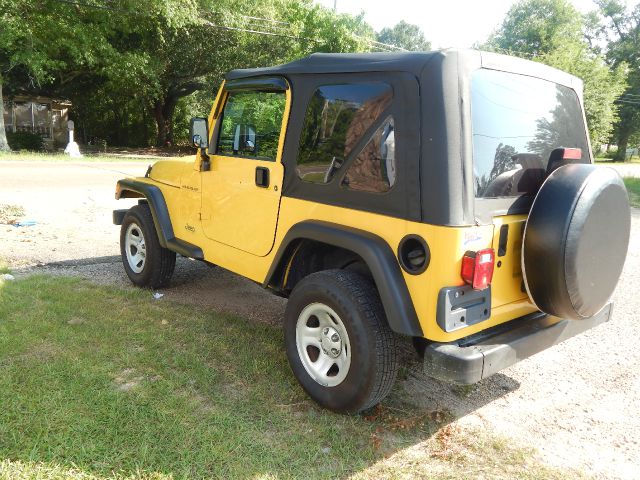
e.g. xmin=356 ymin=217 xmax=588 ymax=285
xmin=233 ymin=124 xmax=257 ymax=154
xmin=190 ymin=117 xmax=209 ymax=149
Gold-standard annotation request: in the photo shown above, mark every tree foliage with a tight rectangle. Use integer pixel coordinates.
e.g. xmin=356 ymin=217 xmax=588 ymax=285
xmin=484 ymin=0 xmax=628 ymax=148
xmin=0 ymin=0 xmax=116 ymax=150
xmin=0 ymin=0 xmax=378 ymax=149
xmin=376 ymin=21 xmax=431 ymax=51
xmin=589 ymin=0 xmax=640 ymax=160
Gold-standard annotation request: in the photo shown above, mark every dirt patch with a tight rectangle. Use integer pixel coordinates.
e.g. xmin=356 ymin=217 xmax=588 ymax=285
xmin=113 ymin=368 xmax=146 ymax=392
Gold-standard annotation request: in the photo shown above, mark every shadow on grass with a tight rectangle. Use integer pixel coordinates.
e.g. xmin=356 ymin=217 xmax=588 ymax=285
xmin=0 ymin=275 xmax=529 ymax=479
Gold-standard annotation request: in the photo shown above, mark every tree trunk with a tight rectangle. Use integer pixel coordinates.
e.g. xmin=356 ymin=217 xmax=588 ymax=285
xmin=164 ymin=97 xmax=177 ymax=146
xmin=153 ymin=95 xmax=178 ymax=148
xmin=152 ymin=82 xmax=204 ymax=148
xmin=154 ymin=101 xmax=167 ymax=147
xmin=614 ymin=133 xmax=629 ymax=162
xmin=0 ymin=78 xmax=11 ymax=152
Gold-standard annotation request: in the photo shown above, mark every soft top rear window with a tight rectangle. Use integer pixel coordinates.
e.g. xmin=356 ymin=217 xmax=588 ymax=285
xmin=471 ymin=68 xmax=589 ymax=199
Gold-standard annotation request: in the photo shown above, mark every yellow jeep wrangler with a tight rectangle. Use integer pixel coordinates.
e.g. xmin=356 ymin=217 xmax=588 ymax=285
xmin=114 ymin=50 xmax=631 ymax=413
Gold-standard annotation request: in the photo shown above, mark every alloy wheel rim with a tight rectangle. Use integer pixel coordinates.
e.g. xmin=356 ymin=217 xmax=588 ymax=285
xmin=125 ymin=223 xmax=146 ymax=274
xmin=296 ymin=302 xmax=351 ymax=387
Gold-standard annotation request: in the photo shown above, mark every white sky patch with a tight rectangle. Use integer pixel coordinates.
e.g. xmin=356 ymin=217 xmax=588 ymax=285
xmin=315 ymin=0 xmax=600 ymax=49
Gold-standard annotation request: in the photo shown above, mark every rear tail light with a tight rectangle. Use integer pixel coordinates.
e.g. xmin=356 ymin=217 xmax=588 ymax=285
xmin=461 ymin=248 xmax=495 ymax=290
xmin=562 ymin=148 xmax=582 ymax=160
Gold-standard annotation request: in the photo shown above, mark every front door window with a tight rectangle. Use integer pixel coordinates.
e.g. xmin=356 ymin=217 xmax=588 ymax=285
xmin=216 ymin=91 xmax=286 ymax=161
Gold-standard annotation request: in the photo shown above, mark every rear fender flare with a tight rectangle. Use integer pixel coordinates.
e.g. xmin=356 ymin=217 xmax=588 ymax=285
xmin=265 ymin=221 xmax=423 ymax=337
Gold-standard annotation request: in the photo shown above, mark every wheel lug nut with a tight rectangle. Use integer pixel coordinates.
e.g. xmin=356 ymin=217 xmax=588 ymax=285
xmin=331 ymin=334 xmax=339 ymax=342
xmin=323 ymin=327 xmax=329 ymax=335
xmin=331 ymin=348 xmax=339 ymax=355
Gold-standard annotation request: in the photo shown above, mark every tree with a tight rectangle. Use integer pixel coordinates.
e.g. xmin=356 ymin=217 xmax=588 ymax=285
xmin=142 ymin=0 xmax=374 ymax=146
xmin=487 ymin=0 xmax=583 ymax=56
xmin=484 ymin=0 xmax=627 ymax=148
xmin=1 ymin=0 xmax=377 ymax=149
xmin=0 ymin=78 xmax=8 ymax=151
xmin=0 ymin=0 xmax=146 ymax=149
xmin=590 ymin=0 xmax=640 ymax=161
xmin=376 ymin=21 xmax=431 ymax=51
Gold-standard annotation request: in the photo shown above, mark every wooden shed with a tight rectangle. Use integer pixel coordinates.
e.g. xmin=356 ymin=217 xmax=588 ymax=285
xmin=2 ymin=96 xmax=72 ymax=149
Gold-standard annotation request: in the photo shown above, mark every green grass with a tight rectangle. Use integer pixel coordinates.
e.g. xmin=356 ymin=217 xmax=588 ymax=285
xmin=0 ymin=151 xmax=190 ymax=163
xmin=624 ymin=177 xmax=640 ymax=208
xmin=0 ymin=276 xmax=587 ymax=479
xmin=0 ymin=259 xmax=9 ymax=275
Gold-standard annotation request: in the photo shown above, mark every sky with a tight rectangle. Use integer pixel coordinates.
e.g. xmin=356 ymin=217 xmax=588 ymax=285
xmin=315 ymin=0 xmax=600 ymax=49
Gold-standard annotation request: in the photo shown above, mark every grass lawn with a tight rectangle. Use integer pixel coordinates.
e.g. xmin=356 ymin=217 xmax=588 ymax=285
xmin=595 ymin=157 xmax=640 ymax=164
xmin=0 ymin=276 xmax=584 ymax=479
xmin=624 ymin=177 xmax=640 ymax=208
xmin=0 ymin=151 xmax=190 ymax=163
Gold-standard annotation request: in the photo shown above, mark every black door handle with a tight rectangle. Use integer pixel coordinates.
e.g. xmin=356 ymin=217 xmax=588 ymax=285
xmin=255 ymin=166 xmax=270 ymax=188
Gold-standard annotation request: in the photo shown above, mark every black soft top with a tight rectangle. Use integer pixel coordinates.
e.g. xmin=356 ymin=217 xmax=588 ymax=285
xmin=225 ymin=50 xmax=581 ymax=92
xmin=226 ymin=52 xmax=438 ymax=79
xmin=223 ymin=49 xmax=586 ymax=226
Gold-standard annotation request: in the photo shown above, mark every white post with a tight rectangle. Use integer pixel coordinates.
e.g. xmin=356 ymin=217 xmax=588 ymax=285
xmin=64 ymin=119 xmax=82 ymax=157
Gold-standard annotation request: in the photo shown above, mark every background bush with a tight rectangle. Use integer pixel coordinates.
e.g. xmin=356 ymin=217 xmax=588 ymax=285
xmin=6 ymin=132 xmax=44 ymax=151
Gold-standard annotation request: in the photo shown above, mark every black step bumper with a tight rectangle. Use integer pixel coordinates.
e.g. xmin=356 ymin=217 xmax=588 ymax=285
xmin=424 ymin=303 xmax=613 ymax=384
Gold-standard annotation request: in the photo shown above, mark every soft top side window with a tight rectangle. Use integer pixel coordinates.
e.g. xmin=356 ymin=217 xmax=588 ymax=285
xmin=216 ymin=90 xmax=286 ymax=161
xmin=296 ymin=83 xmax=393 ymax=184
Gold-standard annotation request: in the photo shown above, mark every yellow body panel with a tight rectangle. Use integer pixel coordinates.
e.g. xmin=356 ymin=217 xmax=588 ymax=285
xmin=122 ymin=82 xmax=538 ymax=343
xmin=200 ymin=156 xmax=283 ymax=256
xmin=129 ymin=172 xmax=538 ymax=342
xmin=490 ymin=214 xmax=529 ymax=308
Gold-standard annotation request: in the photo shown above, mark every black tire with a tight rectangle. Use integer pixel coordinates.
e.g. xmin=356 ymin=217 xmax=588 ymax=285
xmin=522 ymin=164 xmax=630 ymax=319
xmin=284 ymin=269 xmax=399 ymax=414
xmin=120 ymin=204 xmax=176 ymax=289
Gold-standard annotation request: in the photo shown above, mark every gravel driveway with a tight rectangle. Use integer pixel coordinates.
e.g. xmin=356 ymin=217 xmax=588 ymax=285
xmin=1 ymin=159 xmax=638 ymax=479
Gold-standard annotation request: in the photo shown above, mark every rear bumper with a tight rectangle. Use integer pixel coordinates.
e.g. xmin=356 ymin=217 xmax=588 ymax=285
xmin=424 ymin=303 xmax=613 ymax=384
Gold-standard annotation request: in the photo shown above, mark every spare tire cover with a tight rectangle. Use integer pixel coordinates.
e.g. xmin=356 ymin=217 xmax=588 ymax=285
xmin=522 ymin=164 xmax=630 ymax=319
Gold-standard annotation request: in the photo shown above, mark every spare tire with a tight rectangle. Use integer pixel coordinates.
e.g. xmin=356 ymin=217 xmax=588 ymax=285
xmin=522 ymin=164 xmax=630 ymax=320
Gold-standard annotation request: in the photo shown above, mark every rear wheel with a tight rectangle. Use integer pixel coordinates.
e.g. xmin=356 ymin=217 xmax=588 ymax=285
xmin=120 ymin=204 xmax=176 ymax=289
xmin=284 ymin=269 xmax=399 ymax=413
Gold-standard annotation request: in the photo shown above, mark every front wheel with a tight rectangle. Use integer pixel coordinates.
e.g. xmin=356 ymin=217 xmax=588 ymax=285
xmin=284 ymin=270 xmax=399 ymax=413
xmin=120 ymin=204 xmax=176 ymax=289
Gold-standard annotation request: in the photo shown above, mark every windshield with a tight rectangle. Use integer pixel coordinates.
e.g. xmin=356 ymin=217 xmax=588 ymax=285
xmin=471 ymin=68 xmax=589 ymax=199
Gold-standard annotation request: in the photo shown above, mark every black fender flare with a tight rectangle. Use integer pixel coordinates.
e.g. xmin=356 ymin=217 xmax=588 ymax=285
xmin=115 ymin=179 xmax=204 ymax=260
xmin=264 ymin=221 xmax=423 ymax=337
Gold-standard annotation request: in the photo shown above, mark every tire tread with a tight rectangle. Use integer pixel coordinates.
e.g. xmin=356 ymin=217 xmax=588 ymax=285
xmin=286 ymin=269 xmax=399 ymax=413
xmin=121 ymin=204 xmax=176 ymax=289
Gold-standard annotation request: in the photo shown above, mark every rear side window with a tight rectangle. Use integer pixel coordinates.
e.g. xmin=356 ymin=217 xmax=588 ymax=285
xmin=472 ymin=69 xmax=588 ymax=198
xmin=216 ymin=90 xmax=286 ymax=161
xmin=296 ymin=83 xmax=393 ymax=184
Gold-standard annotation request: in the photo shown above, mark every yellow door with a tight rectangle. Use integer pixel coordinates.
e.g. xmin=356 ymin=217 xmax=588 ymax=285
xmin=200 ymin=87 xmax=289 ymax=257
